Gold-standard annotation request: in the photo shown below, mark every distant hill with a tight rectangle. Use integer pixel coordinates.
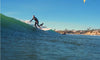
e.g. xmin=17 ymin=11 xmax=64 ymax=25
xmin=56 ymin=29 xmax=100 ymax=35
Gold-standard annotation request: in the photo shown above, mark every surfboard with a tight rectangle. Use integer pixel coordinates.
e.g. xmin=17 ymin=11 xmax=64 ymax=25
xmin=36 ymin=25 xmax=51 ymax=31
xmin=36 ymin=23 xmax=51 ymax=31
xmin=40 ymin=28 xmax=51 ymax=31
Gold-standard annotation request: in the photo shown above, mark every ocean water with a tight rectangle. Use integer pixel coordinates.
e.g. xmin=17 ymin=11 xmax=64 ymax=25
xmin=1 ymin=30 xmax=100 ymax=60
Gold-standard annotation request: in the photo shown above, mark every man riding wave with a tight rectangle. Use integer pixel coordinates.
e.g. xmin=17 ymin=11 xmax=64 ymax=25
xmin=30 ymin=15 xmax=43 ymax=28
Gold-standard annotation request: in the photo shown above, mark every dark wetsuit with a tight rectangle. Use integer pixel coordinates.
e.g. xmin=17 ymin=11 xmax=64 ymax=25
xmin=30 ymin=16 xmax=40 ymax=28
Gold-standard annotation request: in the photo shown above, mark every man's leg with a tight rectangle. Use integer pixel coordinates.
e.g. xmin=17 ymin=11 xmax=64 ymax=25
xmin=37 ymin=23 xmax=42 ymax=29
xmin=35 ymin=22 xmax=37 ymax=28
xmin=40 ymin=23 xmax=44 ymax=26
xmin=35 ymin=22 xmax=41 ymax=29
xmin=37 ymin=23 xmax=40 ymax=27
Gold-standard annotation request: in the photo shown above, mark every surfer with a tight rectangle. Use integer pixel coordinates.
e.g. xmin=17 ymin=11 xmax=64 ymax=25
xmin=30 ymin=15 xmax=41 ymax=28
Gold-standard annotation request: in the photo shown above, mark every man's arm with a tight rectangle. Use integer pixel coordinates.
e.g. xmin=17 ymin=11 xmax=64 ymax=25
xmin=30 ymin=18 xmax=33 ymax=22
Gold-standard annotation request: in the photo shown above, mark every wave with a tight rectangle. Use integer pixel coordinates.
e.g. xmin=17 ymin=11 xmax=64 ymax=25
xmin=1 ymin=14 xmax=60 ymax=40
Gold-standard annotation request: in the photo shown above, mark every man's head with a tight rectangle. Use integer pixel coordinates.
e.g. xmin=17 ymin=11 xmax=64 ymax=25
xmin=33 ymin=15 xmax=35 ymax=18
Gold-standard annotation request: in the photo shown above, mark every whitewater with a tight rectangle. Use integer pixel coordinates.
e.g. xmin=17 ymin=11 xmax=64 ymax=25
xmin=1 ymin=14 xmax=100 ymax=60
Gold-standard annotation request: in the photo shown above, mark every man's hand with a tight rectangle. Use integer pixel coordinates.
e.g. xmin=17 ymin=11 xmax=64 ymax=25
xmin=30 ymin=20 xmax=32 ymax=22
xmin=30 ymin=18 xmax=33 ymax=22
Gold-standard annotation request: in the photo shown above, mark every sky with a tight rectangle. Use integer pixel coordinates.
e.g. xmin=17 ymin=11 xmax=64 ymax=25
xmin=1 ymin=0 xmax=100 ymax=30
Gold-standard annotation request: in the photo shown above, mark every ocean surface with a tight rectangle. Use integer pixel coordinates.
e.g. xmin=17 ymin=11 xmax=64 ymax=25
xmin=1 ymin=30 xmax=100 ymax=60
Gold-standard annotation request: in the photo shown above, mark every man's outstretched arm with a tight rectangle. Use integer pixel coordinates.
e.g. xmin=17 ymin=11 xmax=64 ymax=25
xmin=30 ymin=18 xmax=33 ymax=22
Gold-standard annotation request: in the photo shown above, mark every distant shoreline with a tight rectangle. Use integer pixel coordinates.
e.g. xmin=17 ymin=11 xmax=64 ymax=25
xmin=55 ymin=29 xmax=100 ymax=36
xmin=65 ymin=34 xmax=100 ymax=36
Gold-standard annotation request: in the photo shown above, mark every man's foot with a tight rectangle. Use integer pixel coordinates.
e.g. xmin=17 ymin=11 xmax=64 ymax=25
xmin=40 ymin=23 xmax=44 ymax=26
xmin=39 ymin=27 xmax=42 ymax=29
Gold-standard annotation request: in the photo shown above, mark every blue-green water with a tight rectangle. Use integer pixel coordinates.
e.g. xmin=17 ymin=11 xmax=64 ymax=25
xmin=1 ymin=14 xmax=100 ymax=60
xmin=1 ymin=29 xmax=100 ymax=60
